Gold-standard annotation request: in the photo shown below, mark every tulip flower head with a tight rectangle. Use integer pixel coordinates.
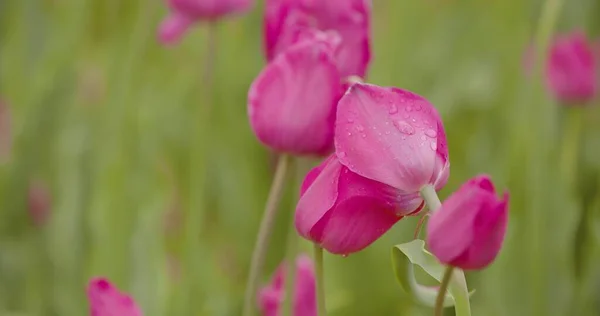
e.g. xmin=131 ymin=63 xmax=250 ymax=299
xmin=426 ymin=175 xmax=509 ymax=270
xmin=87 ymin=278 xmax=143 ymax=316
xmin=265 ymin=0 xmax=372 ymax=78
xmin=334 ymin=83 xmax=449 ymax=194
xmin=259 ymin=254 xmax=316 ymax=316
xmin=295 ymin=155 xmax=424 ymax=255
xmin=158 ymin=0 xmax=254 ymax=45
xmin=248 ymin=31 xmax=342 ymax=156
xmin=546 ymin=31 xmax=598 ymax=105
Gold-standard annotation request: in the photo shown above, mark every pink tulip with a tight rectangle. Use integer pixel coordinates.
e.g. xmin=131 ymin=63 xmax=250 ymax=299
xmin=28 ymin=180 xmax=52 ymax=227
xmin=295 ymin=155 xmax=424 ymax=255
xmin=258 ymin=254 xmax=316 ymax=316
xmin=427 ymin=175 xmax=509 ymax=270
xmin=334 ymin=83 xmax=449 ymax=194
xmin=248 ymin=32 xmax=342 ymax=155
xmin=158 ymin=0 xmax=254 ymax=45
xmin=546 ymin=31 xmax=597 ymax=104
xmin=87 ymin=278 xmax=143 ymax=316
xmin=265 ymin=0 xmax=372 ymax=78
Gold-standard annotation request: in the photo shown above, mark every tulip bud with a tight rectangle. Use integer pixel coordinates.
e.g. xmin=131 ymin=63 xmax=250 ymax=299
xmin=248 ymin=33 xmax=342 ymax=155
xmin=546 ymin=31 xmax=597 ymax=105
xmin=28 ymin=180 xmax=52 ymax=228
xmin=87 ymin=278 xmax=143 ymax=316
xmin=426 ymin=175 xmax=509 ymax=270
xmin=295 ymin=155 xmax=424 ymax=255
xmin=158 ymin=0 xmax=254 ymax=45
xmin=258 ymin=254 xmax=316 ymax=316
xmin=335 ymin=83 xmax=449 ymax=194
xmin=265 ymin=0 xmax=372 ymax=78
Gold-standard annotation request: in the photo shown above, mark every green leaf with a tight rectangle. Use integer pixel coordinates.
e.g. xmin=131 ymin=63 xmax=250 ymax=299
xmin=391 ymin=239 xmax=474 ymax=308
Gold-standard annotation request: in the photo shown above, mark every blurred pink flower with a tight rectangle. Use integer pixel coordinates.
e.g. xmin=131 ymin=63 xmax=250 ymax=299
xmin=546 ymin=31 xmax=597 ymax=105
xmin=87 ymin=278 xmax=143 ymax=316
xmin=258 ymin=254 xmax=316 ymax=316
xmin=295 ymin=155 xmax=424 ymax=255
xmin=0 ymin=99 xmax=11 ymax=163
xmin=265 ymin=0 xmax=372 ymax=78
xmin=248 ymin=32 xmax=342 ymax=155
xmin=334 ymin=83 xmax=449 ymax=194
xmin=28 ymin=180 xmax=52 ymax=227
xmin=158 ymin=0 xmax=254 ymax=45
xmin=427 ymin=175 xmax=509 ymax=270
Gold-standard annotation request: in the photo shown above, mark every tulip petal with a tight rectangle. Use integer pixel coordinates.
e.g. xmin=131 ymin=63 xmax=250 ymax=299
xmin=248 ymin=39 xmax=340 ymax=155
xmin=426 ymin=186 xmax=482 ymax=264
xmin=452 ymin=192 xmax=509 ymax=269
xmin=335 ymin=83 xmax=447 ymax=193
xmin=295 ymin=156 xmax=341 ymax=238
xmin=87 ymin=278 xmax=142 ymax=316
xmin=300 ymin=155 xmax=335 ymax=196
xmin=294 ymin=255 xmax=317 ymax=316
xmin=157 ymin=13 xmax=194 ymax=45
xmin=313 ymin=194 xmax=401 ymax=254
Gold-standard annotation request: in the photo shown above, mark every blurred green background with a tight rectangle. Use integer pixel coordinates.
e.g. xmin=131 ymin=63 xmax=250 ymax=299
xmin=1 ymin=0 xmax=600 ymax=315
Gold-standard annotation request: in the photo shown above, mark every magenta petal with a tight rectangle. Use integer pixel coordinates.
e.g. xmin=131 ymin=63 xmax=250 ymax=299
xmin=300 ymin=155 xmax=335 ymax=196
xmin=248 ymin=39 xmax=341 ymax=155
xmin=314 ymin=194 xmax=401 ymax=254
xmin=87 ymin=278 xmax=142 ymax=316
xmin=427 ymin=175 xmax=509 ymax=270
xmin=157 ymin=13 xmax=194 ymax=45
xmin=546 ymin=30 xmax=597 ymax=104
xmin=335 ymin=83 xmax=448 ymax=193
xmin=293 ymin=255 xmax=317 ymax=316
xmin=452 ymin=193 xmax=509 ymax=269
xmin=295 ymin=156 xmax=341 ymax=239
xmin=258 ymin=254 xmax=316 ymax=316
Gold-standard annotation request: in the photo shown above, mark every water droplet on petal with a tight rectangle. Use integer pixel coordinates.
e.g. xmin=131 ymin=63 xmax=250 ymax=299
xmin=388 ymin=104 xmax=398 ymax=114
xmin=425 ymin=129 xmax=437 ymax=138
xmin=394 ymin=120 xmax=415 ymax=135
xmin=415 ymin=104 xmax=422 ymax=111
xmin=406 ymin=106 xmax=413 ymax=112
xmin=357 ymin=125 xmax=364 ymax=132
xmin=339 ymin=151 xmax=347 ymax=158
xmin=347 ymin=132 xmax=353 ymax=136
xmin=347 ymin=118 xmax=354 ymax=123
xmin=430 ymin=142 xmax=438 ymax=151
xmin=341 ymin=254 xmax=349 ymax=258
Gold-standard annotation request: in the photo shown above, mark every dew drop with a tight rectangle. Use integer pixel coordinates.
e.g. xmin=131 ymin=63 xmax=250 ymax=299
xmin=421 ymin=135 xmax=427 ymax=141
xmin=356 ymin=125 xmax=364 ymax=132
xmin=347 ymin=132 xmax=353 ymax=136
xmin=406 ymin=106 xmax=413 ymax=112
xmin=425 ymin=129 xmax=437 ymax=138
xmin=341 ymin=254 xmax=349 ymax=258
xmin=415 ymin=104 xmax=422 ymax=111
xmin=430 ymin=142 xmax=438 ymax=151
xmin=338 ymin=151 xmax=347 ymax=158
xmin=347 ymin=117 xmax=354 ymax=123
xmin=394 ymin=120 xmax=415 ymax=135
xmin=388 ymin=104 xmax=398 ymax=114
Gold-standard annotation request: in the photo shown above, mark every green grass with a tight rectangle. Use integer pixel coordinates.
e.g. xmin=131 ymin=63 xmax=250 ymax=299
xmin=1 ymin=0 xmax=600 ymax=315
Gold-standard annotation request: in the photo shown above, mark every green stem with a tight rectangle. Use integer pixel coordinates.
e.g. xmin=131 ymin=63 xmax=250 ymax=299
xmin=559 ymin=107 xmax=582 ymax=188
xmin=420 ymin=185 xmax=442 ymax=212
xmin=420 ymin=186 xmax=471 ymax=316
xmin=434 ymin=266 xmax=454 ymax=316
xmin=242 ymin=154 xmax=292 ymax=316
xmin=314 ymin=244 xmax=327 ymax=316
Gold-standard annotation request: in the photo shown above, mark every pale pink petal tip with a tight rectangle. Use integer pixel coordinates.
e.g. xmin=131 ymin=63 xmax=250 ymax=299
xmin=157 ymin=13 xmax=194 ymax=45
